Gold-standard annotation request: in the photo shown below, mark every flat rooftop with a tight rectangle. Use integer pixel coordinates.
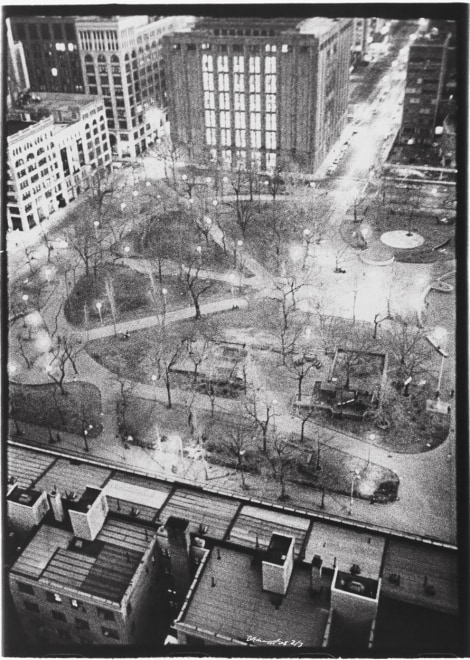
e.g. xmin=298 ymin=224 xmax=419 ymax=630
xmin=297 ymin=17 xmax=344 ymax=36
xmin=227 ymin=504 xmax=310 ymax=559
xmin=14 ymin=92 xmax=101 ymax=118
xmin=8 ymin=446 xmax=56 ymax=491
xmin=33 ymin=457 xmax=111 ymax=499
xmin=102 ymin=472 xmax=172 ymax=523
xmin=304 ymin=521 xmax=386 ymax=579
xmin=179 ymin=546 xmax=330 ymax=646
xmin=7 ymin=487 xmax=43 ymax=507
xmin=158 ymin=487 xmax=239 ymax=540
xmin=11 ymin=516 xmax=155 ymax=604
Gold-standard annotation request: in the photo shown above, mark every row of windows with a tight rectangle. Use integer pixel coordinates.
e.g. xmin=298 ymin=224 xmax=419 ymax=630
xmin=24 ymin=601 xmax=120 ymax=639
xmin=202 ymin=54 xmax=277 ymax=73
xmin=207 ymin=127 xmax=276 ymax=150
xmin=17 ymin=583 xmax=116 ymax=621
xmin=204 ymin=91 xmax=275 ymax=113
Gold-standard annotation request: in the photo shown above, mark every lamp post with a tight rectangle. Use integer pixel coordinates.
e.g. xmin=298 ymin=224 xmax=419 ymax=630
xmin=93 ymin=220 xmax=100 ymax=239
xmin=203 ymin=216 xmax=212 ymax=245
xmin=196 ymin=245 xmax=202 ymax=263
xmin=239 ymin=448 xmax=246 ymax=488
xmin=120 ymin=202 xmax=127 ymax=212
xmin=348 ymin=469 xmax=361 ymax=516
xmin=271 ymin=398 xmax=278 ymax=432
xmin=151 ymin=374 xmax=158 ymax=401
xmin=161 ymin=288 xmax=167 ymax=323
xmin=83 ymin=428 xmax=89 ymax=452
xmin=95 ymin=301 xmax=103 ymax=325
xmin=124 ymin=245 xmax=131 ymax=257
xmin=22 ymin=294 xmax=29 ymax=327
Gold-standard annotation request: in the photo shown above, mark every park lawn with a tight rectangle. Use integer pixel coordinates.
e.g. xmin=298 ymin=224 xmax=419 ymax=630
xmin=10 ymin=381 xmax=102 ymax=436
xmin=65 ymin=263 xmax=235 ymax=329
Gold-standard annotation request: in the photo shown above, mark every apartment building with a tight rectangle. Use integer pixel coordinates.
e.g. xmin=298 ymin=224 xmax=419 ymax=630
xmin=400 ymin=23 xmax=456 ymax=144
xmin=9 ymin=16 xmax=84 ymax=94
xmin=7 ymin=92 xmax=111 ymax=232
xmin=8 ymin=485 xmax=159 ymax=646
xmin=162 ymin=17 xmax=353 ymax=174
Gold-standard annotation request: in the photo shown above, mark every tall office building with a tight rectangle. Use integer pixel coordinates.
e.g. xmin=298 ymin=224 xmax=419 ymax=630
xmin=9 ymin=15 xmax=194 ymax=159
xmin=75 ymin=15 xmax=194 ymax=158
xmin=6 ymin=19 xmax=30 ymax=106
xmin=399 ymin=22 xmax=456 ymax=145
xmin=9 ymin=16 xmax=84 ymax=94
xmin=162 ymin=17 xmax=353 ymax=174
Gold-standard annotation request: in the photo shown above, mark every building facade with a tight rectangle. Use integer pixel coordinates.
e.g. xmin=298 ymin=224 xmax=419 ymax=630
xmin=7 ymin=92 xmax=111 ymax=232
xmin=8 ymin=485 xmax=160 ymax=646
xmin=163 ymin=17 xmax=353 ymax=174
xmin=400 ymin=24 xmax=456 ymax=145
xmin=73 ymin=15 xmax=193 ymax=159
xmin=9 ymin=16 xmax=84 ymax=94
xmin=6 ymin=19 xmax=30 ymax=106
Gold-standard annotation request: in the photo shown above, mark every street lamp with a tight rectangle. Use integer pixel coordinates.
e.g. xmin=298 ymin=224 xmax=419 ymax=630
xmin=161 ymin=288 xmax=167 ymax=319
xmin=348 ymin=469 xmax=361 ymax=516
xmin=196 ymin=245 xmax=202 ymax=263
xmin=132 ymin=190 xmax=139 ymax=198
xmin=95 ymin=301 xmax=103 ymax=325
xmin=151 ymin=374 xmax=158 ymax=401
xmin=93 ymin=220 xmax=100 ymax=239
xmin=124 ymin=246 xmax=131 ymax=256
xmin=303 ymin=228 xmax=312 ymax=269
xmin=120 ymin=202 xmax=127 ymax=212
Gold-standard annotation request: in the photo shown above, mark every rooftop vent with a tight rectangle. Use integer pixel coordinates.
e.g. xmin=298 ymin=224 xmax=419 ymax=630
xmin=262 ymin=534 xmax=295 ymax=596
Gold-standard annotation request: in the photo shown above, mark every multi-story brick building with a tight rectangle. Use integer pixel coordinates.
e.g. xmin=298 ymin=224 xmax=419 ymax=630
xmin=9 ymin=16 xmax=84 ymax=94
xmin=8 ymin=485 xmax=160 ymax=646
xmin=162 ymin=17 xmax=353 ymax=174
xmin=7 ymin=92 xmax=111 ymax=232
xmin=399 ymin=23 xmax=456 ymax=145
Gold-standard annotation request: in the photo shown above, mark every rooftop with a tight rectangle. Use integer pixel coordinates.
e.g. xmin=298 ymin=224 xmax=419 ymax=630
xmin=179 ymin=545 xmax=330 ymax=646
xmin=33 ymin=457 xmax=111 ymax=499
xmin=7 ymin=487 xmax=43 ymax=507
xmin=158 ymin=487 xmax=239 ymax=540
xmin=265 ymin=534 xmax=293 ymax=566
xmin=297 ymin=17 xmax=344 ymax=36
xmin=8 ymin=446 xmax=56 ymax=491
xmin=11 ymin=516 xmax=155 ymax=604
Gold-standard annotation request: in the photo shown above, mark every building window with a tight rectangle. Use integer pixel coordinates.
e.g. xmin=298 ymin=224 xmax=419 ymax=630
xmin=265 ymin=75 xmax=276 ymax=93
xmin=75 ymin=618 xmax=89 ymax=630
xmin=234 ymin=73 xmax=244 ymax=92
xmin=204 ymin=91 xmax=215 ymax=109
xmin=201 ymin=43 xmax=211 ymax=50
xmin=222 ymin=149 xmax=232 ymax=163
xmin=249 ymin=75 xmax=260 ymax=93
xmin=102 ymin=626 xmax=119 ymax=639
xmin=281 ymin=44 xmax=291 ymax=53
xmin=234 ymin=93 xmax=245 ymax=111
xmin=249 ymin=56 xmax=260 ymax=73
xmin=220 ymin=111 xmax=230 ymax=128
xmin=266 ymin=132 xmax=276 ymax=149
xmin=206 ymin=128 xmax=216 ymax=146
xmin=250 ymin=94 xmax=261 ymax=112
xmin=18 ymin=582 xmax=34 ymax=595
xmin=266 ymin=114 xmax=276 ymax=131
xmin=97 ymin=607 xmax=115 ymax=621
xmin=235 ymin=112 xmax=246 ymax=129
xmin=266 ymin=94 xmax=276 ymax=112
xmin=217 ymin=55 xmax=228 ymax=72
xmin=23 ymin=601 xmax=39 ymax=613
xmin=221 ymin=129 xmax=231 ymax=146
xmin=202 ymin=54 xmax=213 ymax=72
xmin=233 ymin=55 xmax=244 ymax=73
xmin=218 ymin=73 xmax=229 ymax=91
xmin=205 ymin=110 xmax=216 ymax=127
xmin=250 ymin=113 xmax=261 ymax=130
xmin=251 ymin=131 xmax=261 ymax=148
xmin=265 ymin=44 xmax=277 ymax=53
xmin=46 ymin=592 xmax=62 ymax=603
xmin=265 ymin=56 xmax=276 ymax=74
xmin=235 ymin=129 xmax=246 ymax=147
xmin=52 ymin=610 xmax=66 ymax=622
xmin=219 ymin=92 xmax=230 ymax=109
xmin=266 ymin=151 xmax=276 ymax=169
xmin=203 ymin=72 xmax=214 ymax=91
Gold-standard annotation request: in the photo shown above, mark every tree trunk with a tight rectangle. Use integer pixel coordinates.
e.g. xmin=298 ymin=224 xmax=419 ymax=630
xmin=298 ymin=374 xmax=304 ymax=401
xmin=190 ymin=288 xmax=202 ymax=320
xmin=165 ymin=373 xmax=172 ymax=409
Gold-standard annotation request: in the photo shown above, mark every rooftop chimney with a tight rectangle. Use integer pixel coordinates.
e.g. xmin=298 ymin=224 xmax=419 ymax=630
xmin=67 ymin=487 xmax=108 ymax=541
xmin=262 ymin=534 xmax=295 ymax=596
xmin=49 ymin=490 xmax=65 ymax=522
xmin=7 ymin=486 xmax=49 ymax=533
xmin=310 ymin=554 xmax=323 ymax=595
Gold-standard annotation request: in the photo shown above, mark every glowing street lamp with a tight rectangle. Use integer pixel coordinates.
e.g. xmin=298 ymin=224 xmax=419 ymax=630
xmin=161 ymin=288 xmax=168 ymax=319
xmin=196 ymin=245 xmax=202 ymax=261
xmin=124 ymin=245 xmax=131 ymax=256
xmin=146 ymin=181 xmax=151 ymax=187
xmin=120 ymin=202 xmax=127 ymax=212
xmin=95 ymin=301 xmax=103 ymax=325
xmin=348 ymin=469 xmax=361 ymax=516
xmin=132 ymin=190 xmax=139 ymax=198
xmin=151 ymin=374 xmax=158 ymax=401
xmin=93 ymin=220 xmax=100 ymax=238
xmin=22 ymin=294 xmax=29 ymax=302
xmin=234 ymin=239 xmax=243 ymax=268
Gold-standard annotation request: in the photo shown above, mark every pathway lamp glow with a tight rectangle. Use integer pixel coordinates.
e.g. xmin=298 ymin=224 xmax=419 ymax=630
xmin=161 ymin=288 xmax=168 ymax=318
xmin=93 ymin=220 xmax=100 ymax=239
xmin=348 ymin=469 xmax=361 ymax=516
xmin=151 ymin=374 xmax=158 ymax=401
xmin=124 ymin=246 xmax=131 ymax=255
xmin=234 ymin=239 xmax=243 ymax=267
xmin=95 ymin=301 xmax=103 ymax=325
xmin=146 ymin=181 xmax=151 ymax=187
xmin=132 ymin=190 xmax=139 ymax=198
xmin=22 ymin=294 xmax=29 ymax=302
xmin=120 ymin=203 xmax=127 ymax=212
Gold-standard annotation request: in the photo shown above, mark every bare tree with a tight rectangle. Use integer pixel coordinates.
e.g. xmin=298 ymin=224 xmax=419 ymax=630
xmin=267 ymin=432 xmax=294 ymax=501
xmin=383 ymin=317 xmax=433 ymax=383
xmin=224 ymin=425 xmax=253 ymax=489
xmin=225 ymin=168 xmax=258 ymax=237
xmin=269 ymin=277 xmax=307 ymax=364
xmin=182 ymin=257 xmax=213 ymax=321
xmin=104 ymin=275 xmax=118 ymax=337
xmin=243 ymin=387 xmax=277 ymax=453
xmin=287 ymin=352 xmax=321 ymax=401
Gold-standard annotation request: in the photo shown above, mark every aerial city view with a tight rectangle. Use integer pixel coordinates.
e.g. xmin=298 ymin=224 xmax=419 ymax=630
xmin=4 ymin=7 xmax=465 ymax=657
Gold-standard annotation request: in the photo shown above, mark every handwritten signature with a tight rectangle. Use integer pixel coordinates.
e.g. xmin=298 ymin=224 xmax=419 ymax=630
xmin=247 ymin=636 xmax=303 ymax=647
